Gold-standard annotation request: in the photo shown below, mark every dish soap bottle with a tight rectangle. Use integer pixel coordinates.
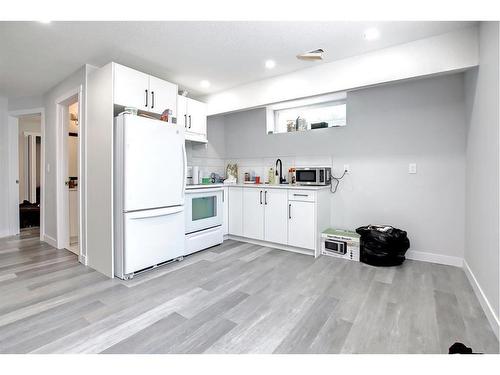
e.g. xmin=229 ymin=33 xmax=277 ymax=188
xmin=268 ymin=167 xmax=275 ymax=185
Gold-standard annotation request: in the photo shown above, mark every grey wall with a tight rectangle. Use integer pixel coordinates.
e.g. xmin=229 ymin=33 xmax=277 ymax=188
xmin=464 ymin=21 xmax=499 ymax=325
xmin=222 ymin=73 xmax=467 ymax=260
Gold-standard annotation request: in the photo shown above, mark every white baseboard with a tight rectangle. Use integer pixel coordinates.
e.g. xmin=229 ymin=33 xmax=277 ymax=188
xmin=43 ymin=234 xmax=57 ymax=248
xmin=463 ymin=260 xmax=500 ymax=340
xmin=78 ymin=254 xmax=87 ymax=266
xmin=227 ymin=235 xmax=315 ymax=257
xmin=405 ymin=250 xmax=463 ymax=267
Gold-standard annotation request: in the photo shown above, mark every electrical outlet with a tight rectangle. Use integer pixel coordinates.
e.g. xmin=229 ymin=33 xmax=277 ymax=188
xmin=343 ymin=164 xmax=350 ymax=174
xmin=408 ymin=163 xmax=417 ymax=174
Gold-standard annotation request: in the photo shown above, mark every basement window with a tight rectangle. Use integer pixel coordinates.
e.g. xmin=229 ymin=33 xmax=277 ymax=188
xmin=266 ymin=92 xmax=347 ymax=134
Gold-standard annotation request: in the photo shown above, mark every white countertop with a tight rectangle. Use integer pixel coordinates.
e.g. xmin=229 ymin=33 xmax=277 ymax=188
xmin=185 ymin=182 xmax=330 ymax=191
xmin=185 ymin=183 xmax=225 ymax=190
xmin=221 ymin=183 xmax=330 ymax=191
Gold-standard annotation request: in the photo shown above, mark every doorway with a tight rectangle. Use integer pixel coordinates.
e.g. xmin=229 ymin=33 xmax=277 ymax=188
xmin=18 ymin=114 xmax=42 ymax=231
xmin=57 ymin=94 xmax=81 ymax=255
xmin=7 ymin=108 xmax=45 ymax=241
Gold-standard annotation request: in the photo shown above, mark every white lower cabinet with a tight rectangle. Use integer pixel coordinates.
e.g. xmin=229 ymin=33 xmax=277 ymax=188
xmin=287 ymin=200 xmax=316 ymax=250
xmin=263 ymin=189 xmax=288 ymax=244
xmin=228 ymin=186 xmax=243 ymax=236
xmin=222 ymin=187 xmax=229 ymax=236
xmin=243 ymin=188 xmax=265 ymax=240
xmin=228 ymin=186 xmax=328 ymax=256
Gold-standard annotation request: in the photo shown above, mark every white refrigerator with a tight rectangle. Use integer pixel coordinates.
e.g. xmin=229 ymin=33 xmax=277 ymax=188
xmin=114 ymin=113 xmax=186 ymax=279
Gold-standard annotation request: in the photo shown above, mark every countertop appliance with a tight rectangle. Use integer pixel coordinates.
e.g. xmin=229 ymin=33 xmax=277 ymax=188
xmin=184 ymin=186 xmax=224 ymax=255
xmin=114 ymin=114 xmax=186 ymax=279
xmin=295 ymin=167 xmax=331 ymax=186
xmin=320 ymin=228 xmax=360 ymax=261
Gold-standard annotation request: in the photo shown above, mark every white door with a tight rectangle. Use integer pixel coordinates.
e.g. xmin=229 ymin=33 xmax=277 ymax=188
xmin=222 ymin=187 xmax=228 ymax=235
xmin=114 ymin=64 xmax=150 ymax=110
xmin=186 ymin=98 xmax=207 ymax=135
xmin=149 ymin=76 xmax=178 ymax=116
xmin=228 ymin=187 xmax=243 ymax=236
xmin=121 ymin=115 xmax=185 ymax=211
xmin=177 ymin=95 xmax=188 ymax=130
xmin=264 ymin=189 xmax=288 ymax=244
xmin=288 ymin=201 xmax=315 ymax=250
xmin=8 ymin=116 xmax=20 ymax=236
xmin=123 ymin=206 xmax=184 ymax=274
xmin=243 ymin=188 xmax=264 ymax=240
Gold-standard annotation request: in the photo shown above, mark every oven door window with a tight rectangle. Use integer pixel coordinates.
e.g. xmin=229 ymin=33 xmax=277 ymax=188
xmin=297 ymin=170 xmax=316 ymax=182
xmin=192 ymin=196 xmax=217 ymax=221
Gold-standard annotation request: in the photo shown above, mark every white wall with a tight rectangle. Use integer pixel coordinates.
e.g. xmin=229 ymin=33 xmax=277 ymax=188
xmin=0 ymin=97 xmax=9 ymax=237
xmin=221 ymin=73 xmax=467 ymax=262
xmin=464 ymin=21 xmax=500 ymax=334
xmin=8 ymin=95 xmax=43 ymax=112
xmin=205 ymin=26 xmax=479 ymax=115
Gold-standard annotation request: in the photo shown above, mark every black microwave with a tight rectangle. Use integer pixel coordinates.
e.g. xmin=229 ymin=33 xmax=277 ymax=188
xmin=295 ymin=167 xmax=331 ymax=186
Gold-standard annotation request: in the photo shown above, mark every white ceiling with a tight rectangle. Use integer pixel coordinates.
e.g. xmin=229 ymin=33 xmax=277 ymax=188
xmin=0 ymin=21 xmax=475 ymax=99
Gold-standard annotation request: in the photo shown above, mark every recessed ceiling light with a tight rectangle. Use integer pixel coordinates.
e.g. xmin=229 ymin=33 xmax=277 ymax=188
xmin=39 ymin=20 xmax=52 ymax=24
xmin=363 ymin=28 xmax=380 ymax=41
xmin=265 ymin=60 xmax=276 ymax=69
xmin=200 ymin=80 xmax=210 ymax=88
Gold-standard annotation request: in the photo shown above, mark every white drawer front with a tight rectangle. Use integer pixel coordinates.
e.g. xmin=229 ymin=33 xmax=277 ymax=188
xmin=288 ymin=190 xmax=316 ymax=202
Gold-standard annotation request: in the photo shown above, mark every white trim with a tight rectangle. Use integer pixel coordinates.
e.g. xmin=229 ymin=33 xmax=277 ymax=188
xmin=227 ymin=235 xmax=314 ymax=257
xmin=8 ymin=107 xmax=45 ymax=242
xmin=55 ymin=87 xmax=81 ymax=254
xmin=43 ymin=234 xmax=57 ymax=248
xmin=463 ymin=260 xmax=500 ymax=340
xmin=78 ymin=253 xmax=87 ymax=266
xmin=405 ymin=250 xmax=463 ymax=267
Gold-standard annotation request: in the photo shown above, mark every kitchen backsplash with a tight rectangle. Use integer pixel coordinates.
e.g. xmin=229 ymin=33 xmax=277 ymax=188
xmin=225 ymin=155 xmax=335 ymax=183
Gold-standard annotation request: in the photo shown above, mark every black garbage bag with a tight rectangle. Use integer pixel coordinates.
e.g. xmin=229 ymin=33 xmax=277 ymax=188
xmin=356 ymin=225 xmax=410 ymax=266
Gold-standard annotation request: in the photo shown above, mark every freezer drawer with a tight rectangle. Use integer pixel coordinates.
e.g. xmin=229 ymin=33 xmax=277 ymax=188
xmin=119 ymin=206 xmax=185 ymax=277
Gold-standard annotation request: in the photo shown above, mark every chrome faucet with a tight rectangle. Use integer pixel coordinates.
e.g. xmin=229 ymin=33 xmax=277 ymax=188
xmin=275 ymin=158 xmax=285 ymax=184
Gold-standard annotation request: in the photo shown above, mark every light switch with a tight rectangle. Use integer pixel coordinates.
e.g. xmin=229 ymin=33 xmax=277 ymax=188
xmin=408 ymin=163 xmax=417 ymax=174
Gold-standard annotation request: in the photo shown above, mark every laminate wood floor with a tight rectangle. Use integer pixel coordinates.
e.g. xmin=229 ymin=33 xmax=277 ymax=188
xmin=0 ymin=229 xmax=498 ymax=354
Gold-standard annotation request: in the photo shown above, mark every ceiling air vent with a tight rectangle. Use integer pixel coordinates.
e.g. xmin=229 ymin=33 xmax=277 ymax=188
xmin=296 ymin=48 xmax=324 ymax=61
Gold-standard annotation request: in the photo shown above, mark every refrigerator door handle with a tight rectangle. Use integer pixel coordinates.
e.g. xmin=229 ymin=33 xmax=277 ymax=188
xmin=181 ymin=142 xmax=187 ymax=199
xmin=129 ymin=206 xmax=184 ymax=219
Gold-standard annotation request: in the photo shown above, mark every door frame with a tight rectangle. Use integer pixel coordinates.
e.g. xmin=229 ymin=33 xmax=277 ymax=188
xmin=8 ymin=108 xmax=45 ymax=242
xmin=55 ymin=86 xmax=82 ymax=255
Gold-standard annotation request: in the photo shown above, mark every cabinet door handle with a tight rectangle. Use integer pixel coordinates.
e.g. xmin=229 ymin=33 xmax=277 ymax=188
xmin=293 ymin=193 xmax=308 ymax=197
xmin=145 ymin=89 xmax=148 ymax=107
xmin=151 ymin=91 xmax=155 ymax=109
xmin=188 ymin=115 xmax=192 ymax=128
xmin=264 ymin=191 xmax=267 ymax=205
xmin=184 ymin=114 xmax=187 ymax=128
xmin=260 ymin=190 xmax=263 ymax=205
xmin=288 ymin=203 xmax=292 ymax=219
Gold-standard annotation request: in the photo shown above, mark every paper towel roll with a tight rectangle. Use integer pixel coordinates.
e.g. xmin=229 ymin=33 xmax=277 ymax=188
xmin=192 ymin=166 xmax=200 ymax=184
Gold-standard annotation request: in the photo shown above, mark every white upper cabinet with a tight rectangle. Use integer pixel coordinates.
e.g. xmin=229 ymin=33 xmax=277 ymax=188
xmin=114 ymin=64 xmax=150 ymax=110
xmin=177 ymin=95 xmax=188 ymax=129
xmin=178 ymin=95 xmax=208 ymax=143
xmin=149 ymin=76 xmax=177 ymax=116
xmin=187 ymin=98 xmax=207 ymax=135
xmin=113 ymin=63 xmax=178 ymax=117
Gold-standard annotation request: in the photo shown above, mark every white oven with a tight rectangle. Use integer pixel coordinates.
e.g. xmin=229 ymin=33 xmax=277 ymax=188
xmin=185 ymin=187 xmax=223 ymax=234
